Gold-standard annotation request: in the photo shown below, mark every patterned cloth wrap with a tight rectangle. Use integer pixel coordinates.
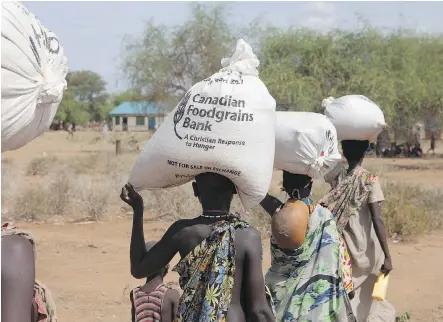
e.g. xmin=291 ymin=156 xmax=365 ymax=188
xmin=320 ymin=167 xmax=377 ymax=234
xmin=339 ymin=235 xmax=354 ymax=294
xmin=266 ymin=199 xmax=356 ymax=322
xmin=172 ymin=214 xmax=274 ymax=322
xmin=1 ymin=222 xmax=58 ymax=322
xmin=320 ymin=166 xmax=396 ymax=321
xmin=320 ymin=166 xmax=381 ymax=294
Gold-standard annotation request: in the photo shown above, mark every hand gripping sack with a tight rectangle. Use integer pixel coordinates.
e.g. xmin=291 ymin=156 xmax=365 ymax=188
xmin=274 ymin=112 xmax=341 ymax=178
xmin=1 ymin=1 xmax=68 ymax=152
xmin=129 ymin=39 xmax=276 ymax=209
xmin=322 ymin=95 xmax=386 ymax=142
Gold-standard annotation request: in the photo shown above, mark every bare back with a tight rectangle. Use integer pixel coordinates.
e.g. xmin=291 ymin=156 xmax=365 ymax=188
xmin=171 ymin=216 xmax=273 ymax=322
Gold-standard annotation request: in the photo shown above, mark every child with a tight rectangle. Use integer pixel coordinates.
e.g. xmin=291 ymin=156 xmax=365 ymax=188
xmin=130 ymin=241 xmax=180 ymax=322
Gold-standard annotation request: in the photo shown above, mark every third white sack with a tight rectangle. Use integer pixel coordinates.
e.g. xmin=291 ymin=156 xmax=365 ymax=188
xmin=274 ymin=112 xmax=342 ymax=178
xmin=129 ymin=39 xmax=276 ymax=209
xmin=323 ymin=95 xmax=386 ymax=142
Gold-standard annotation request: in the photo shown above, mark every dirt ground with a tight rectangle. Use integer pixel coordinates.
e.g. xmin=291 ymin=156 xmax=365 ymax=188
xmin=2 ymin=132 xmax=443 ymax=321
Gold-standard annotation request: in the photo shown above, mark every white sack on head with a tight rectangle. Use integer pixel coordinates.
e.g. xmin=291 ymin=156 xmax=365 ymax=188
xmin=128 ymin=39 xmax=276 ymax=209
xmin=323 ymin=95 xmax=386 ymax=142
xmin=1 ymin=1 xmax=68 ymax=152
xmin=274 ymin=112 xmax=341 ymax=178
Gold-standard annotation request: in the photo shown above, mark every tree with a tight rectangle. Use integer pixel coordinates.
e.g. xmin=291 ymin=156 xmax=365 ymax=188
xmin=258 ymin=23 xmax=443 ymax=140
xmin=66 ymin=70 xmax=108 ymax=121
xmin=56 ymin=70 xmax=111 ymax=124
xmin=121 ymin=4 xmax=443 ymax=140
xmin=122 ymin=3 xmax=234 ymax=101
xmin=111 ymin=90 xmax=144 ymax=106
xmin=55 ymin=90 xmax=90 ymax=125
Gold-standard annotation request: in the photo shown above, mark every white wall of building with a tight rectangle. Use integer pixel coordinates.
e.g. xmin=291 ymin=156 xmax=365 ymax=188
xmin=111 ymin=114 xmax=165 ymax=132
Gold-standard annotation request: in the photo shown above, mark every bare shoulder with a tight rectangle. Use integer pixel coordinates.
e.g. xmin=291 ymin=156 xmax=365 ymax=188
xmin=167 ymin=219 xmax=187 ymax=231
xmin=1 ymin=235 xmax=35 ymax=276
xmin=164 ymin=219 xmax=196 ymax=239
xmin=235 ymin=225 xmax=262 ymax=251
xmin=165 ymin=288 xmax=180 ymax=303
xmin=236 ymin=225 xmax=261 ymax=239
xmin=1 ymin=234 xmax=34 ymax=257
xmin=170 ymin=217 xmax=204 ymax=230
xmin=169 ymin=218 xmax=202 ymax=236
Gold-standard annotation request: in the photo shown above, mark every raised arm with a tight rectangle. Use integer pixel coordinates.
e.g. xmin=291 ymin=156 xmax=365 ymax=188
xmin=121 ymin=184 xmax=180 ymax=279
xmin=242 ymin=228 xmax=275 ymax=322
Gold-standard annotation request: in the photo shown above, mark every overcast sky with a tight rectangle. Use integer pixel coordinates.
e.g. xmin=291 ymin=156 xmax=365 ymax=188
xmin=23 ymin=1 xmax=443 ymax=93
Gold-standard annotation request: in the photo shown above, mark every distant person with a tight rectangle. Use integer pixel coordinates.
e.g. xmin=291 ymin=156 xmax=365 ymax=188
xmin=321 ymin=140 xmax=395 ymax=321
xmin=414 ymin=126 xmax=421 ymax=148
xmin=67 ymin=122 xmax=75 ymax=139
xmin=101 ymin=122 xmax=109 ymax=137
xmin=427 ymin=131 xmax=436 ymax=155
xmin=130 ymin=241 xmax=180 ymax=322
xmin=411 ymin=143 xmax=423 ymax=158
xmin=2 ymin=223 xmax=58 ymax=322
xmin=120 ymin=173 xmax=275 ymax=322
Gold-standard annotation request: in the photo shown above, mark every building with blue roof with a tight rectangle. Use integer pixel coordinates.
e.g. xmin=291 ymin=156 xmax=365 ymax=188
xmin=108 ymin=101 xmax=168 ymax=131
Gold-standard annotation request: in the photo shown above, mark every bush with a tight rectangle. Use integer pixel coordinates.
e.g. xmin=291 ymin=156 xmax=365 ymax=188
xmin=382 ymin=183 xmax=442 ymax=239
xmin=80 ymin=179 xmax=112 ymax=221
xmin=13 ymin=173 xmax=74 ymax=220
xmin=13 ymin=185 xmax=49 ymax=220
xmin=2 ymin=159 xmax=18 ymax=204
xmin=4 ymin=146 xmax=443 ymax=240
xmin=141 ymin=184 xmax=199 ymax=221
xmin=26 ymin=156 xmax=57 ymax=176
xmin=47 ymin=173 xmax=73 ymax=216
xmin=68 ymin=152 xmax=119 ymax=175
xmin=89 ymin=135 xmax=103 ymax=144
xmin=6 ymin=152 xmax=126 ymax=222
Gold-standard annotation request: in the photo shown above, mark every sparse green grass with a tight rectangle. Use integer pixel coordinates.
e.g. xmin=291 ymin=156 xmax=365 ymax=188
xmin=383 ymin=182 xmax=442 ymax=239
xmin=396 ymin=312 xmax=411 ymax=322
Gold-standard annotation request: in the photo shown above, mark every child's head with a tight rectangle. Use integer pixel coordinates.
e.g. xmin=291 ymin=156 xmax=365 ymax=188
xmin=145 ymin=241 xmax=169 ymax=281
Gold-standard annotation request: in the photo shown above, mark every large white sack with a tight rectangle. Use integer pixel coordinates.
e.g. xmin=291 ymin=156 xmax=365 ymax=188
xmin=129 ymin=39 xmax=276 ymax=209
xmin=274 ymin=112 xmax=341 ymax=178
xmin=1 ymin=1 xmax=68 ymax=152
xmin=322 ymin=95 xmax=386 ymax=142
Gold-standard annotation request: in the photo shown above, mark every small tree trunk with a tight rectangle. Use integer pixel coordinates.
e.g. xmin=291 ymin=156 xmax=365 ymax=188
xmin=116 ymin=140 xmax=121 ymax=156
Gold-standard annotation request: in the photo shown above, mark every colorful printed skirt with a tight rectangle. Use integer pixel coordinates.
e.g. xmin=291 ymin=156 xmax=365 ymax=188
xmin=339 ymin=234 xmax=354 ymax=294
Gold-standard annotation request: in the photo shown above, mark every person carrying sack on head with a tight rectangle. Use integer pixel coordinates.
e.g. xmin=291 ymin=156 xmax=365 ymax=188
xmin=121 ymin=174 xmax=275 ymax=322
